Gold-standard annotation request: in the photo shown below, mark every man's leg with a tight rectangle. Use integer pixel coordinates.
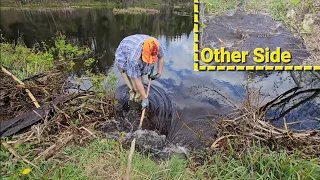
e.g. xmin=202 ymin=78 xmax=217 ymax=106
xmin=117 ymin=67 xmax=136 ymax=102
xmin=131 ymin=76 xmax=144 ymax=103
xmin=137 ymin=76 xmax=144 ymax=103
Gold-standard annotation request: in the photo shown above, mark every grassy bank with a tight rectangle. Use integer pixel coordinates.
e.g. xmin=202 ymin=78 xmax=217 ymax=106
xmin=0 ymin=0 xmax=191 ymax=9
xmin=1 ymin=35 xmax=319 ymax=179
xmin=1 ymin=137 xmax=319 ymax=179
xmin=1 ymin=35 xmax=94 ymax=80
xmin=0 ymin=0 xmax=117 ymax=8
xmin=113 ymin=7 xmax=160 ymax=14
xmin=0 ymin=138 xmax=190 ymax=179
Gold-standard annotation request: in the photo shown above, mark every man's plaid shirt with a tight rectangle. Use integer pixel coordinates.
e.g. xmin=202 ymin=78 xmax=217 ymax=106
xmin=115 ymin=34 xmax=165 ymax=78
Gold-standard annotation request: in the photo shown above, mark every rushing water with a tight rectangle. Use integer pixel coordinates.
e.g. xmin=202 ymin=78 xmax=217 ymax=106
xmin=1 ymin=8 xmax=319 ymax=148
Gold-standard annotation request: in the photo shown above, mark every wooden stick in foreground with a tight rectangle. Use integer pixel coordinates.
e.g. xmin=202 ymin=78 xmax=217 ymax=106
xmin=1 ymin=66 xmax=40 ymax=108
xmin=126 ymin=138 xmax=136 ymax=179
xmin=126 ymin=78 xmax=152 ymax=180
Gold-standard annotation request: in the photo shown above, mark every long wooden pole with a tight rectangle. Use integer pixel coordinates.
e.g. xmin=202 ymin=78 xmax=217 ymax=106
xmin=138 ymin=79 xmax=152 ymax=129
xmin=126 ymin=78 xmax=152 ymax=180
xmin=1 ymin=66 xmax=40 ymax=108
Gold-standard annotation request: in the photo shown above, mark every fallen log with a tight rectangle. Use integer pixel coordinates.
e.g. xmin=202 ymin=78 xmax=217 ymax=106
xmin=0 ymin=93 xmax=83 ymax=137
xmin=0 ymin=107 xmax=48 ymax=137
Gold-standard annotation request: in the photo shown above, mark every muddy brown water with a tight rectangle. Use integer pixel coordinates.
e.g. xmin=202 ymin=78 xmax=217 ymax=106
xmin=1 ymin=8 xmax=319 ymax=150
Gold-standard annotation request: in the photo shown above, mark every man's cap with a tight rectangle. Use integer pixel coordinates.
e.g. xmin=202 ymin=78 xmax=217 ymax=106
xmin=142 ymin=38 xmax=159 ymax=64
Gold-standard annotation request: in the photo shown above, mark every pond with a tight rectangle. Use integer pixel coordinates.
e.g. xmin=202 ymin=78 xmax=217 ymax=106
xmin=1 ymin=7 xmax=319 ymax=149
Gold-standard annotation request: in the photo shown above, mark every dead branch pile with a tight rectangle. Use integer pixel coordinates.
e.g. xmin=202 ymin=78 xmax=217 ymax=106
xmin=0 ymin=65 xmax=117 ymax=164
xmin=211 ymin=86 xmax=320 ymax=158
xmin=0 ymin=67 xmax=67 ymax=121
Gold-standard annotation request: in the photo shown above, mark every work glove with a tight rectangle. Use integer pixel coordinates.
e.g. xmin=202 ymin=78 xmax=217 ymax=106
xmin=141 ymin=98 xmax=149 ymax=109
xmin=149 ymin=73 xmax=161 ymax=80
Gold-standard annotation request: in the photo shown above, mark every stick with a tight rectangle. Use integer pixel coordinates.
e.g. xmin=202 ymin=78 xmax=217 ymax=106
xmin=16 ymin=84 xmax=50 ymax=96
xmin=126 ymin=78 xmax=152 ymax=180
xmin=1 ymin=66 xmax=40 ymax=108
xmin=34 ymin=144 xmax=57 ymax=162
xmin=210 ymin=135 xmax=238 ymax=149
xmin=79 ymin=126 xmax=97 ymax=138
xmin=1 ymin=141 xmax=39 ymax=169
xmin=126 ymin=138 xmax=136 ymax=179
xmin=138 ymin=79 xmax=152 ymax=129
xmin=283 ymin=118 xmax=294 ymax=140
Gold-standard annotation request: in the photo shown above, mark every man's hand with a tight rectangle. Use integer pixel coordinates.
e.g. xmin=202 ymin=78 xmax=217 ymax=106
xmin=141 ymin=98 xmax=149 ymax=109
xmin=148 ymin=73 xmax=161 ymax=80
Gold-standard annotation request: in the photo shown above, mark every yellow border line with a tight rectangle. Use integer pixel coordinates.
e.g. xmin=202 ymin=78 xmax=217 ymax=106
xmin=194 ymin=0 xmax=200 ymax=71
xmin=193 ymin=1 xmax=319 ymax=71
xmin=197 ymin=66 xmax=320 ymax=71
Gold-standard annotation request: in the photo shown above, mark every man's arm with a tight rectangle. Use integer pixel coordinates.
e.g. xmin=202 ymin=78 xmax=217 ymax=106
xmin=132 ymin=77 xmax=147 ymax=99
xmin=157 ymin=43 xmax=165 ymax=75
xmin=157 ymin=56 xmax=164 ymax=74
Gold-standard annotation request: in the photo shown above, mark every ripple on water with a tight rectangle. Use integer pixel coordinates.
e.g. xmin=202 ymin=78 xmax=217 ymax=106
xmin=114 ymin=83 xmax=224 ymax=150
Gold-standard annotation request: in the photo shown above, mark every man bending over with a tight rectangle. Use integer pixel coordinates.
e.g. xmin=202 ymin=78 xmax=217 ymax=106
xmin=115 ymin=34 xmax=165 ymax=109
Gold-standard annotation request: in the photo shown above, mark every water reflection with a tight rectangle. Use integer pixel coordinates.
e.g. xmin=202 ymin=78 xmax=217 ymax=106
xmin=0 ymin=8 xmax=193 ymax=75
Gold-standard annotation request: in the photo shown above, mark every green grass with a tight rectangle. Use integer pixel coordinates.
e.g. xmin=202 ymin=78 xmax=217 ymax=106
xmin=0 ymin=138 xmax=190 ymax=179
xmin=195 ymin=145 xmax=320 ymax=179
xmin=0 ymin=0 xmax=168 ymax=9
xmin=0 ymin=0 xmax=118 ymax=8
xmin=0 ymin=42 xmax=54 ymax=80
xmin=0 ymin=34 xmax=118 ymax=99
xmin=267 ymin=0 xmax=295 ymax=20
xmin=266 ymin=0 xmax=315 ymax=33
xmin=0 ymin=35 xmax=93 ymax=80
xmin=203 ymin=0 xmax=240 ymax=15
xmin=2 ymin=138 xmax=319 ymax=179
xmin=202 ymin=0 xmax=311 ymax=19
xmin=69 ymin=1 xmax=117 ymax=8
xmin=113 ymin=7 xmax=160 ymax=14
